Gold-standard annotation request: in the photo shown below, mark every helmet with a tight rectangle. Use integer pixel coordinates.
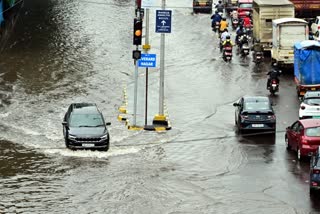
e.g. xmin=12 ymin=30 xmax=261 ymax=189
xmin=218 ymin=0 xmax=222 ymax=3
xmin=226 ymin=35 xmax=231 ymax=39
xmin=222 ymin=17 xmax=226 ymax=21
xmin=272 ymin=62 xmax=278 ymax=68
xmin=215 ymin=10 xmax=218 ymax=14
xmin=224 ymin=28 xmax=228 ymax=32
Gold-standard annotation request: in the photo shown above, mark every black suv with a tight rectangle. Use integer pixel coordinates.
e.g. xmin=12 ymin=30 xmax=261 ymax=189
xmin=193 ymin=0 xmax=212 ymax=13
xmin=310 ymin=147 xmax=320 ymax=195
xmin=233 ymin=96 xmax=276 ymax=133
xmin=62 ymin=103 xmax=111 ymax=151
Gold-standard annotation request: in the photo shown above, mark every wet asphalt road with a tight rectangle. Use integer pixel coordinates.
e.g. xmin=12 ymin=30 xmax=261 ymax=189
xmin=1 ymin=0 xmax=320 ymax=213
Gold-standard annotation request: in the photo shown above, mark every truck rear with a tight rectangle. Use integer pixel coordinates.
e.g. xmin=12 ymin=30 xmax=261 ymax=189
xmin=224 ymin=0 xmax=238 ymax=14
xmin=294 ymin=40 xmax=320 ymax=97
xmin=290 ymin=0 xmax=320 ymax=18
xmin=253 ymin=0 xmax=294 ymax=51
xmin=272 ymin=18 xmax=308 ymax=66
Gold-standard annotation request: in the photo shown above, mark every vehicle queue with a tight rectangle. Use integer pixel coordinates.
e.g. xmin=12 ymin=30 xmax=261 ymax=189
xmin=194 ymin=0 xmax=320 ymax=195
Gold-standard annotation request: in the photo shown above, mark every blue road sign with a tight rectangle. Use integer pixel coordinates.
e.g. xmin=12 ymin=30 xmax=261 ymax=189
xmin=138 ymin=54 xmax=156 ymax=68
xmin=156 ymin=10 xmax=172 ymax=33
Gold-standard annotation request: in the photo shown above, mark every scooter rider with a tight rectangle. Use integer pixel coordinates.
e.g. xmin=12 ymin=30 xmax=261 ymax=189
xmin=222 ymin=35 xmax=234 ymax=47
xmin=219 ymin=17 xmax=228 ymax=35
xmin=220 ymin=28 xmax=230 ymax=51
xmin=211 ymin=10 xmax=222 ymax=30
xmin=220 ymin=28 xmax=230 ymax=43
xmin=215 ymin=0 xmax=224 ymax=13
xmin=251 ymin=40 xmax=263 ymax=62
xmin=230 ymin=9 xmax=238 ymax=21
xmin=267 ymin=63 xmax=281 ymax=89
xmin=235 ymin=25 xmax=244 ymax=45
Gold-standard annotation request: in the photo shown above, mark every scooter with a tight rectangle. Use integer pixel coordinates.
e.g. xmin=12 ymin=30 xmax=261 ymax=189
xmin=255 ymin=51 xmax=264 ymax=64
xmin=269 ymin=78 xmax=279 ymax=95
xmin=232 ymin=18 xmax=239 ymax=30
xmin=240 ymin=42 xmax=250 ymax=57
xmin=213 ymin=21 xmax=220 ymax=33
xmin=222 ymin=44 xmax=233 ymax=62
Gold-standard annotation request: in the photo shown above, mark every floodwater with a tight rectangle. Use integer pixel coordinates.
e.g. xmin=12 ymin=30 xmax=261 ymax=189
xmin=0 ymin=0 xmax=319 ymax=213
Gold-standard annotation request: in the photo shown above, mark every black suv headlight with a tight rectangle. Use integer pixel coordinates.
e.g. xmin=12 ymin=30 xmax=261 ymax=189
xmin=101 ymin=133 xmax=109 ymax=140
xmin=68 ymin=134 xmax=76 ymax=140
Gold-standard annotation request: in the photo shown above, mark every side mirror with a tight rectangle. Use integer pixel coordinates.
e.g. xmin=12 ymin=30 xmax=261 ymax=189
xmin=233 ymin=103 xmax=238 ymax=107
xmin=106 ymin=122 xmax=111 ymax=126
xmin=62 ymin=121 xmax=67 ymax=126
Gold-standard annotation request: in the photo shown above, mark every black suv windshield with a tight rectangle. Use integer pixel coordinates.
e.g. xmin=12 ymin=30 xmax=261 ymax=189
xmin=69 ymin=113 xmax=104 ymax=127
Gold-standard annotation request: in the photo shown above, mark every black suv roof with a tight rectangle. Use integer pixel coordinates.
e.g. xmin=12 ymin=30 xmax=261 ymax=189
xmin=70 ymin=103 xmax=100 ymax=114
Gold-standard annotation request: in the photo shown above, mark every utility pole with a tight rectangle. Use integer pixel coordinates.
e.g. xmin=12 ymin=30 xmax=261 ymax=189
xmin=143 ymin=8 xmax=151 ymax=127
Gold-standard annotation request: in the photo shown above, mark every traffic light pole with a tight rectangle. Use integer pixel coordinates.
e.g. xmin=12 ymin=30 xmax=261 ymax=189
xmin=133 ymin=54 xmax=139 ymax=126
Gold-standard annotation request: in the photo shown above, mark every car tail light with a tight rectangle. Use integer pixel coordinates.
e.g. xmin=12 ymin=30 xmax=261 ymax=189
xmin=312 ymin=181 xmax=318 ymax=186
xmin=301 ymin=105 xmax=306 ymax=110
xmin=301 ymin=136 xmax=309 ymax=144
xmin=313 ymin=169 xmax=320 ymax=174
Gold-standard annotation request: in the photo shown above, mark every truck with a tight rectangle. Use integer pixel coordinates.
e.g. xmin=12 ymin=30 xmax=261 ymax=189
xmin=252 ymin=0 xmax=295 ymax=51
xmin=290 ymin=0 xmax=320 ymax=18
xmin=271 ymin=18 xmax=308 ymax=66
xmin=294 ymin=40 xmax=320 ymax=97
xmin=223 ymin=0 xmax=238 ymax=14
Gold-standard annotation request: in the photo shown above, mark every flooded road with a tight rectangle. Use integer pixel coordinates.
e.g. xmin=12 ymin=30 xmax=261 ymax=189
xmin=1 ymin=0 xmax=320 ymax=213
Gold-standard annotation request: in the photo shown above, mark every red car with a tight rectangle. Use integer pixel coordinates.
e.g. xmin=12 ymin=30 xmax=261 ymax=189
xmin=285 ymin=119 xmax=320 ymax=161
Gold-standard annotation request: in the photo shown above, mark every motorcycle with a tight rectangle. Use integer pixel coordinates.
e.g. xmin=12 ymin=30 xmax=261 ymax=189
xmin=239 ymin=35 xmax=250 ymax=57
xmin=254 ymin=51 xmax=264 ymax=64
xmin=213 ymin=21 xmax=220 ymax=33
xmin=222 ymin=44 xmax=233 ymax=62
xmin=232 ymin=18 xmax=239 ymax=30
xmin=269 ymin=78 xmax=279 ymax=95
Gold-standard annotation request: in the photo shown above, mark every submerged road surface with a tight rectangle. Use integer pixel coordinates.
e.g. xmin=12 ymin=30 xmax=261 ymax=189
xmin=0 ymin=0 xmax=319 ymax=213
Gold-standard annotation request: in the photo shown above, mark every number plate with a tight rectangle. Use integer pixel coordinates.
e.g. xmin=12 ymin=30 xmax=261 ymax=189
xmin=272 ymin=84 xmax=277 ymax=87
xmin=252 ymin=124 xmax=264 ymax=128
xmin=311 ymin=88 xmax=316 ymax=91
xmin=82 ymin=144 xmax=94 ymax=147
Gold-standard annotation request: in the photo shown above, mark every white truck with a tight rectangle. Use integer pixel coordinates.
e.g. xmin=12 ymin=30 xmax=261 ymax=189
xmin=252 ymin=0 xmax=295 ymax=51
xmin=271 ymin=18 xmax=309 ymax=66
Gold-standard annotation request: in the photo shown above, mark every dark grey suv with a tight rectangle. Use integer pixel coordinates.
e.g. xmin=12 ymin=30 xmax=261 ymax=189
xmin=62 ymin=103 xmax=111 ymax=151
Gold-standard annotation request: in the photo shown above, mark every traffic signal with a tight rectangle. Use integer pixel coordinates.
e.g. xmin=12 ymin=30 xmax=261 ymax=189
xmin=133 ymin=18 xmax=143 ymax=45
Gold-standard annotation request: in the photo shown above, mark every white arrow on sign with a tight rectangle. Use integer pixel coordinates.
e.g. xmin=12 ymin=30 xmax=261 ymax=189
xmin=161 ymin=20 xmax=166 ymax=26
